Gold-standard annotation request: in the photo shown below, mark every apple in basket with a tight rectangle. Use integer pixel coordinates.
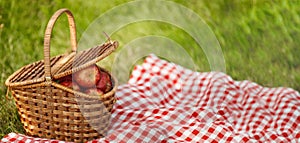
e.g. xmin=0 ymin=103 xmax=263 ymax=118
xmin=57 ymin=75 xmax=81 ymax=91
xmin=58 ymin=64 xmax=113 ymax=95
xmin=74 ymin=64 xmax=101 ymax=88
xmin=96 ymin=70 xmax=112 ymax=93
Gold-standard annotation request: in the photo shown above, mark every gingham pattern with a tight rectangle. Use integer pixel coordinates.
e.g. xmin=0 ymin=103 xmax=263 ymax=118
xmin=1 ymin=54 xmax=300 ymax=143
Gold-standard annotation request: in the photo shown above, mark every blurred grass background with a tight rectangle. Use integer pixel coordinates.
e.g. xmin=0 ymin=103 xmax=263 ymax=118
xmin=0 ymin=0 xmax=299 ymax=138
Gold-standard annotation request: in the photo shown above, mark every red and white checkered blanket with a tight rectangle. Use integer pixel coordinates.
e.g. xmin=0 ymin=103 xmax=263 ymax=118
xmin=2 ymin=54 xmax=300 ymax=143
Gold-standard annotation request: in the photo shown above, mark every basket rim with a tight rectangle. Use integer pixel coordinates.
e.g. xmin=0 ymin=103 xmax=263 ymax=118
xmin=7 ymin=69 xmax=118 ymax=100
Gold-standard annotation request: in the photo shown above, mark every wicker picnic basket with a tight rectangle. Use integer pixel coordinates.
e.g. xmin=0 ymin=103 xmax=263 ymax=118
xmin=5 ymin=8 xmax=118 ymax=142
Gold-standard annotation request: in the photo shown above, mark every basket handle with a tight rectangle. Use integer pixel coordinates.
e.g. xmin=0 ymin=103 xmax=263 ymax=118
xmin=44 ymin=8 xmax=77 ymax=82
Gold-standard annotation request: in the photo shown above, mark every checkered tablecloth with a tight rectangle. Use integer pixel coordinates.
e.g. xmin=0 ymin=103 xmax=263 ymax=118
xmin=1 ymin=54 xmax=300 ymax=143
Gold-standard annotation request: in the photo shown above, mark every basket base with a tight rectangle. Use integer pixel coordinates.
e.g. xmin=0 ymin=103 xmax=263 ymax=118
xmin=11 ymin=84 xmax=115 ymax=143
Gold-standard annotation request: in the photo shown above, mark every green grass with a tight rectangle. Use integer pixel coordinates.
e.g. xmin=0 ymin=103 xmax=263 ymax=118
xmin=1 ymin=0 xmax=300 ymax=138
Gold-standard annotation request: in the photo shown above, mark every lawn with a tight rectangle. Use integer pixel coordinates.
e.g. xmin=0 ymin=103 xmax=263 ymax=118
xmin=1 ymin=0 xmax=299 ymax=138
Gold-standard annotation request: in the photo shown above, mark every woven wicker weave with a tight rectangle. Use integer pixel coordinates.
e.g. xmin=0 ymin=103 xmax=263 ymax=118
xmin=5 ymin=8 xmax=118 ymax=142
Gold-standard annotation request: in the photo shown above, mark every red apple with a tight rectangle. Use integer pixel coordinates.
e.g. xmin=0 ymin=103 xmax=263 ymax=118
xmin=74 ymin=64 xmax=101 ymax=88
xmin=60 ymin=80 xmax=81 ymax=91
xmin=57 ymin=75 xmax=81 ymax=91
xmin=85 ymin=88 xmax=104 ymax=96
xmin=96 ymin=70 xmax=112 ymax=93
